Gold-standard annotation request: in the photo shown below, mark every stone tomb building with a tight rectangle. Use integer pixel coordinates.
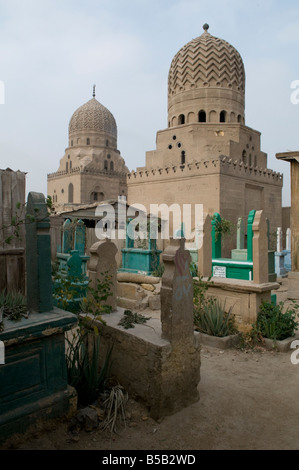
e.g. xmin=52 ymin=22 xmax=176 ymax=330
xmin=48 ymin=26 xmax=283 ymax=249
xmin=127 ymin=25 xmax=283 ymax=243
xmin=47 ymin=87 xmax=128 ymax=212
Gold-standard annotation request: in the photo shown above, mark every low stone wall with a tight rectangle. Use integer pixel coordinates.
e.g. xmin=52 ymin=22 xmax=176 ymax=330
xmin=116 ymin=272 xmax=161 ymax=311
xmin=87 ymin=308 xmax=200 ymax=421
xmin=203 ymin=277 xmax=280 ymax=332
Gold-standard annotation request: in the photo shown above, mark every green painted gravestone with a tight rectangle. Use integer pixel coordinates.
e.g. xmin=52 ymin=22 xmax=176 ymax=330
xmin=0 ymin=192 xmax=77 ymax=445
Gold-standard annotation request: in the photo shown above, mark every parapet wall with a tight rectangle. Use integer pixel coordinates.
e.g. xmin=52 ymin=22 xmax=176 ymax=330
xmin=127 ymin=155 xmax=283 ymax=186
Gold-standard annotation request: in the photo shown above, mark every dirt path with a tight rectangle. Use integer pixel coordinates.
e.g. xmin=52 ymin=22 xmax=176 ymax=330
xmin=3 ymin=342 xmax=299 ymax=451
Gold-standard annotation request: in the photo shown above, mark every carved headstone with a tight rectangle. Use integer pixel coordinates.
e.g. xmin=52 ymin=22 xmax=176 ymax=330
xmin=67 ymin=250 xmax=83 ymax=278
xmin=236 ymin=217 xmax=245 ymax=250
xmin=62 ymin=219 xmax=73 ymax=254
xmin=197 ymin=213 xmax=212 ymax=278
xmin=74 ymin=220 xmax=85 ymax=256
xmin=160 ymin=238 xmax=194 ymax=343
xmin=277 ymin=227 xmax=283 ymax=253
xmin=26 ymin=192 xmax=53 ymax=313
xmin=252 ymin=210 xmax=268 ymax=284
xmin=88 ymin=239 xmax=118 ymax=311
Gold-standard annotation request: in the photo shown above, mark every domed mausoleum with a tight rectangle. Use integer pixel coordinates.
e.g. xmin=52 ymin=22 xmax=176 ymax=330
xmin=48 ymin=87 xmax=128 ymax=210
xmin=127 ymin=25 xmax=283 ymax=245
xmin=168 ymin=23 xmax=245 ymax=126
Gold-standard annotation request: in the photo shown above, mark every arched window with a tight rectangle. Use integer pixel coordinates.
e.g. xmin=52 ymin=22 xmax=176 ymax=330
xmin=220 ymin=110 xmax=227 ymax=123
xmin=181 ymin=151 xmax=186 ymax=165
xmin=178 ymin=114 xmax=185 ymax=125
xmin=86 ymin=138 xmax=90 ymax=145
xmin=198 ymin=110 xmax=206 ymax=123
xmin=110 ymin=161 xmax=114 ymax=171
xmin=237 ymin=114 xmax=242 ymax=123
xmin=68 ymin=183 xmax=74 ymax=203
xmin=66 ymin=162 xmax=68 ymax=172
xmin=242 ymin=150 xmax=247 ymax=164
xmin=104 ymin=160 xmax=108 ymax=170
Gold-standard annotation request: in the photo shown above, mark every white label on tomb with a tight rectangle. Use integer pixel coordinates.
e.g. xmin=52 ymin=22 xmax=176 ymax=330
xmin=213 ymin=266 xmax=227 ymax=278
xmin=0 ymin=341 xmax=5 ymax=364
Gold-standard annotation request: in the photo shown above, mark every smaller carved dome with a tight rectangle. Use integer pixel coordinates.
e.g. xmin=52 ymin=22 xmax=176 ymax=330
xmin=69 ymin=97 xmax=117 ymax=139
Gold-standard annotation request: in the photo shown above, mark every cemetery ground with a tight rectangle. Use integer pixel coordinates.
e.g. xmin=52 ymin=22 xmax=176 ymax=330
xmin=2 ymin=341 xmax=299 ymax=451
xmin=2 ymin=280 xmax=299 ymax=452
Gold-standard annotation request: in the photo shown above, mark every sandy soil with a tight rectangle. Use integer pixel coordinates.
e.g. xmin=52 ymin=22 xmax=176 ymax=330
xmin=2 ymin=342 xmax=299 ymax=451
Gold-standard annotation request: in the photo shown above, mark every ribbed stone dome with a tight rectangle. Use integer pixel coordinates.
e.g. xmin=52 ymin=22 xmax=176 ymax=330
xmin=167 ymin=25 xmax=246 ymax=127
xmin=69 ymin=97 xmax=117 ymax=138
xmin=168 ymin=26 xmax=245 ymax=99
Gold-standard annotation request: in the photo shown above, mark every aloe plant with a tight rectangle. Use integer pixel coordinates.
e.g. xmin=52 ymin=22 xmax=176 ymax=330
xmin=194 ymin=298 xmax=237 ymax=338
xmin=0 ymin=289 xmax=29 ymax=328
xmin=66 ymin=321 xmax=113 ymax=407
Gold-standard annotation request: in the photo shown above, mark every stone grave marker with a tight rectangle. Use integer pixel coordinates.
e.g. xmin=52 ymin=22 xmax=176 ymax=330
xmin=88 ymin=238 xmax=118 ymax=311
xmin=197 ymin=212 xmax=212 ymax=278
xmin=62 ymin=218 xmax=73 ymax=254
xmin=74 ymin=219 xmax=85 ymax=256
xmin=26 ymin=192 xmax=53 ymax=313
xmin=160 ymin=237 xmax=194 ymax=343
xmin=252 ymin=210 xmax=269 ymax=284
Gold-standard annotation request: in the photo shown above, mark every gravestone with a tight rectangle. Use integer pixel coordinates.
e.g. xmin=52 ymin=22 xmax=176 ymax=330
xmin=88 ymin=238 xmax=118 ymax=311
xmin=266 ymin=218 xmax=277 ymax=282
xmin=275 ymin=227 xmax=287 ymax=278
xmin=231 ymin=217 xmax=247 ymax=261
xmin=62 ymin=219 xmax=73 ymax=253
xmin=197 ymin=213 xmax=212 ymax=278
xmin=0 ymin=192 xmax=77 ymax=445
xmin=74 ymin=220 xmax=86 ymax=256
xmin=67 ymin=250 xmax=84 ymax=278
xmin=252 ymin=210 xmax=269 ymax=284
xmin=237 ymin=217 xmax=245 ymax=250
xmin=284 ymin=228 xmax=292 ymax=272
xmin=26 ymin=192 xmax=53 ymax=313
xmin=160 ymin=238 xmax=194 ymax=343
xmin=89 ymin=237 xmax=200 ymax=420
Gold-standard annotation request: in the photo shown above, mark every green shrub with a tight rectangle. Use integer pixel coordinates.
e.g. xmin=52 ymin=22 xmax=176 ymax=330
xmin=194 ymin=297 xmax=238 ymax=338
xmin=256 ymin=300 xmax=299 ymax=341
xmin=152 ymin=263 xmax=165 ymax=277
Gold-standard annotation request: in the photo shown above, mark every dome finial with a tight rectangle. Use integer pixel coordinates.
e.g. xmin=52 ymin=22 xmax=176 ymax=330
xmin=93 ymin=84 xmax=96 ymax=98
xmin=203 ymin=23 xmax=209 ymax=32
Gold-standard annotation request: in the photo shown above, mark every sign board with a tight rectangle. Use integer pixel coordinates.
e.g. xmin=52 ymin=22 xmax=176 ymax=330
xmin=213 ymin=266 xmax=227 ymax=278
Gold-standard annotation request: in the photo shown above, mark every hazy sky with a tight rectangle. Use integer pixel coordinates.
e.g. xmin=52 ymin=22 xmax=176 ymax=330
xmin=0 ymin=0 xmax=298 ymax=207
